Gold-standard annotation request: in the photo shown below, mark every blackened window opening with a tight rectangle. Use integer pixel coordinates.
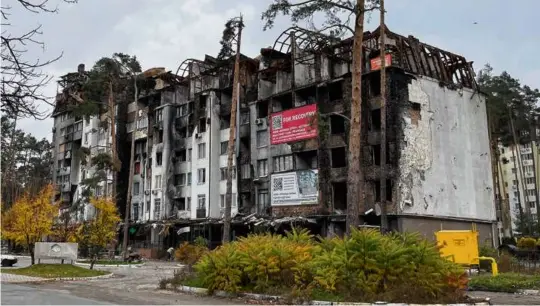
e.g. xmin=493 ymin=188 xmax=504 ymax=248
xmin=331 ymin=147 xmax=347 ymax=168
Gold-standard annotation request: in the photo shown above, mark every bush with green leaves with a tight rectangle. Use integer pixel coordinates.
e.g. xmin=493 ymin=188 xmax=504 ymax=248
xmin=192 ymin=228 xmax=467 ymax=303
xmin=517 ymin=237 xmax=537 ymax=249
xmin=195 ymin=228 xmax=314 ymax=294
xmin=468 ymin=273 xmax=540 ymax=293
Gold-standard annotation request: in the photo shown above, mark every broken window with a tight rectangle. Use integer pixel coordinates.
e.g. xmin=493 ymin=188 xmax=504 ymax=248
xmin=258 ymin=189 xmax=269 ymax=207
xmin=331 ymin=147 xmax=347 ymax=168
xmin=370 ymin=109 xmax=381 ymax=130
xmin=240 ymin=111 xmax=250 ymax=125
xmin=241 ymin=164 xmax=251 ymax=179
xmin=197 ymin=168 xmax=206 ymax=184
xmin=328 ymin=80 xmax=343 ymax=102
xmin=374 ymin=180 xmax=393 ymax=202
xmin=369 ymin=79 xmax=381 ymax=97
xmin=154 ymin=199 xmax=161 ymax=219
xmin=332 ymin=182 xmax=347 ymax=211
xmin=257 ymin=100 xmax=268 ymax=118
xmin=330 ymin=115 xmax=346 ymax=134
xmin=221 ymin=141 xmax=228 ymax=155
xmin=258 ymin=160 xmax=268 ymax=177
xmin=274 ymin=93 xmax=293 ymax=112
xmin=296 ymin=150 xmax=318 ymax=170
xmin=198 ymin=143 xmax=206 ymax=159
xmin=220 ymin=115 xmax=231 ymax=130
xmin=220 ymin=167 xmax=236 ymax=180
xmin=133 ymin=203 xmax=139 ymax=221
xmin=257 ymin=130 xmax=268 ymax=147
xmin=156 ymin=152 xmax=163 ymax=166
xmin=220 ymin=194 xmax=237 ymax=208
xmin=274 ymin=155 xmax=294 ymax=172
xmin=156 ymin=109 xmax=163 ymax=122
xmin=198 ymin=118 xmax=207 ymax=133
xmin=175 ymin=173 xmax=187 ymax=186
xmin=199 ymin=95 xmax=207 ymax=113
xmin=197 ymin=194 xmax=206 ymax=209
xmin=176 ymin=150 xmax=187 ymax=162
xmin=154 ymin=175 xmax=162 ymax=189
xmin=410 ymin=102 xmax=421 ymax=125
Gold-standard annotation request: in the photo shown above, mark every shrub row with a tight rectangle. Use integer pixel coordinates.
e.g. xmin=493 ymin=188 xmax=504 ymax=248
xmin=192 ymin=228 xmax=468 ymax=303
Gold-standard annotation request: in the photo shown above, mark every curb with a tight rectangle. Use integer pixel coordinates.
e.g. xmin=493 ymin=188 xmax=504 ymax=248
xmin=169 ymin=285 xmax=491 ymax=305
xmin=74 ymin=262 xmax=145 ymax=268
xmin=1 ymin=272 xmax=114 ymax=284
xmin=517 ymin=289 xmax=540 ymax=296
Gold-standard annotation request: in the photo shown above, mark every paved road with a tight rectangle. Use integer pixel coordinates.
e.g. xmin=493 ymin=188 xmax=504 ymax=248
xmin=2 ymin=260 xmax=241 ymax=305
xmin=2 ymin=284 xmax=109 ymax=305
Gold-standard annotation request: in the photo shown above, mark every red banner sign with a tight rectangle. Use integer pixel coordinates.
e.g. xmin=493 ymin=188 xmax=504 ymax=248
xmin=270 ymin=104 xmax=317 ymax=145
xmin=370 ymin=54 xmax=392 ymax=71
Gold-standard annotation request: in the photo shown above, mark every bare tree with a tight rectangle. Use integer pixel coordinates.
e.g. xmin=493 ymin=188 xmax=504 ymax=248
xmin=1 ymin=0 xmax=76 ymax=119
xmin=219 ymin=16 xmax=244 ymax=243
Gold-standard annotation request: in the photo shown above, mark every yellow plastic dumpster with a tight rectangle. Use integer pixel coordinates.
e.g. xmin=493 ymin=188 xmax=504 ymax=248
xmin=435 ymin=228 xmax=479 ymax=266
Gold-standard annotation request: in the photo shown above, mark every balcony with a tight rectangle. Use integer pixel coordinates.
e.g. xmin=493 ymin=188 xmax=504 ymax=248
xmin=522 ymin=160 xmax=533 ymax=166
xmin=58 ymin=166 xmax=71 ymax=176
xmin=521 ymin=147 xmax=532 ymax=154
xmin=175 ymin=115 xmax=192 ymax=129
xmin=61 ymin=183 xmax=71 ymax=192
xmin=196 ymin=208 xmax=206 ymax=218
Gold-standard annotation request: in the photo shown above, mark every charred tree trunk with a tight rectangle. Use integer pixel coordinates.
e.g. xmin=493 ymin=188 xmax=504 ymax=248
xmin=378 ymin=0 xmax=388 ymax=233
xmin=108 ymin=78 xmax=118 ymax=201
xmin=123 ymin=77 xmax=138 ymax=259
xmin=346 ymin=0 xmax=366 ymax=236
xmin=223 ymin=18 xmax=243 ymax=244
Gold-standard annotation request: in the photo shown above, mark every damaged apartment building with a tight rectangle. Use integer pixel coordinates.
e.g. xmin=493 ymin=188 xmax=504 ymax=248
xmin=248 ymin=25 xmax=496 ymax=244
xmin=50 ymin=25 xmax=497 ymax=248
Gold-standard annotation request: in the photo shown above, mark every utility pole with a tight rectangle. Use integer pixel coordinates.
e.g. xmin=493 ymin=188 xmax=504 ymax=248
xmin=509 ymin=112 xmax=532 ymax=234
xmin=378 ymin=0 xmax=388 ymax=233
xmin=123 ymin=71 xmax=138 ymax=260
xmin=223 ymin=16 xmax=243 ymax=243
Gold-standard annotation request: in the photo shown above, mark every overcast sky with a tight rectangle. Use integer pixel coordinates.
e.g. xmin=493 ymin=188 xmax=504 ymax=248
xmin=9 ymin=0 xmax=540 ymax=141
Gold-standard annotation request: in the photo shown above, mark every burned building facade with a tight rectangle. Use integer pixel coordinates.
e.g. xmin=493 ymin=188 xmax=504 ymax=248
xmin=247 ymin=26 xmax=496 ymax=244
xmin=51 ymin=26 xmax=497 ymax=248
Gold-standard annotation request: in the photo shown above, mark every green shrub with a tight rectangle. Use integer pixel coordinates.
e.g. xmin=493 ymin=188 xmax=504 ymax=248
xmin=193 ymin=228 xmax=467 ymax=303
xmin=479 ymin=244 xmax=498 ymax=258
xmin=517 ymin=237 xmax=537 ymax=249
xmin=195 ymin=228 xmax=314 ymax=294
xmin=468 ymin=273 xmax=540 ymax=293
xmin=175 ymin=242 xmax=208 ymax=266
xmin=310 ymin=230 xmax=466 ymax=302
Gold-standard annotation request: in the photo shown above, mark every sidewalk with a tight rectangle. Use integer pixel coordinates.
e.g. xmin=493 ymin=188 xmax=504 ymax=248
xmin=1 ymin=273 xmax=46 ymax=284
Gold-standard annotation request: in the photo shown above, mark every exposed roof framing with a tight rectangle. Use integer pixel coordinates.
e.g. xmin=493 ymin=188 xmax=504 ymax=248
xmin=364 ymin=25 xmax=477 ymax=89
xmin=272 ymin=26 xmax=340 ymax=60
xmin=175 ymin=58 xmax=216 ymax=79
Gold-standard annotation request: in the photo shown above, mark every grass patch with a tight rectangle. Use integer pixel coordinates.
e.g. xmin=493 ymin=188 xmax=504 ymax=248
xmin=469 ymin=273 xmax=540 ymax=293
xmin=310 ymin=288 xmax=345 ymax=302
xmin=1 ymin=264 xmax=107 ymax=278
xmin=77 ymin=260 xmax=141 ymax=265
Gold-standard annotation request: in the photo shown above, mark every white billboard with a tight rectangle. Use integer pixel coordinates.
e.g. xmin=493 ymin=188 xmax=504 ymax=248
xmin=34 ymin=242 xmax=78 ymax=261
xmin=271 ymin=169 xmax=318 ymax=206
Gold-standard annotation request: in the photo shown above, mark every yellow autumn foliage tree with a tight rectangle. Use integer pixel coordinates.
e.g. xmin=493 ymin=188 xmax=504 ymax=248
xmin=1 ymin=184 xmax=58 ymax=264
xmin=75 ymin=197 xmax=120 ymax=269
